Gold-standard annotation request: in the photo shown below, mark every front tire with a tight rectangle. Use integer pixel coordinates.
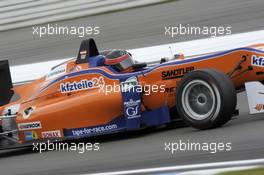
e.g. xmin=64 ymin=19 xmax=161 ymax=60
xmin=176 ymin=69 xmax=237 ymax=130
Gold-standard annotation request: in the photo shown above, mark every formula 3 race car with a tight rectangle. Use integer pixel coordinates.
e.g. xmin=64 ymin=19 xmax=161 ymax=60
xmin=0 ymin=38 xmax=264 ymax=145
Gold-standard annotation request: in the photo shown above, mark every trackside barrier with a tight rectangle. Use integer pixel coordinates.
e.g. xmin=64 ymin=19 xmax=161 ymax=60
xmin=0 ymin=0 xmax=167 ymax=31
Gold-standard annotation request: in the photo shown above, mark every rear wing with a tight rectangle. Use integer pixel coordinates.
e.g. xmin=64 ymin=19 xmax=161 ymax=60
xmin=0 ymin=60 xmax=13 ymax=106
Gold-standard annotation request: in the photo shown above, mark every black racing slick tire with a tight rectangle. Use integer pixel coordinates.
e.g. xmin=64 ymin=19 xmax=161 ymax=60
xmin=176 ymin=69 xmax=237 ymax=130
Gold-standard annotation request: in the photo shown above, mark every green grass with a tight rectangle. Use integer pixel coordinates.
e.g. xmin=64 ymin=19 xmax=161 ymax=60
xmin=218 ymin=168 xmax=264 ymax=175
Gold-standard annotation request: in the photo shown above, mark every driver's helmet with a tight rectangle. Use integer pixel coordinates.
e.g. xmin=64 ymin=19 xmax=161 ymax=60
xmin=103 ymin=50 xmax=134 ymax=72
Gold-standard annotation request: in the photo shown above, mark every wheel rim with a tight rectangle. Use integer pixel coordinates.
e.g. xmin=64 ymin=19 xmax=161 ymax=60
xmin=181 ymin=80 xmax=218 ymax=120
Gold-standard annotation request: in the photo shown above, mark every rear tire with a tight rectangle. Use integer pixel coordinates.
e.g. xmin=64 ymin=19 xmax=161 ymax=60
xmin=176 ymin=69 xmax=237 ymax=130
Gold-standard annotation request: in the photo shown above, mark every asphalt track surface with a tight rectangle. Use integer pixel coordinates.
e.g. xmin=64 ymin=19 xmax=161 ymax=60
xmin=1 ymin=0 xmax=264 ymax=175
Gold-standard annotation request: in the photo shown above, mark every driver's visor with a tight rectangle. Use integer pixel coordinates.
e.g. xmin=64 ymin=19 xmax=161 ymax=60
xmin=115 ymin=57 xmax=134 ymax=71
xmin=104 ymin=54 xmax=129 ymax=65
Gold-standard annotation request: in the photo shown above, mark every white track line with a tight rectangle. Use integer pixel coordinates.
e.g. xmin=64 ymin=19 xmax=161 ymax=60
xmin=84 ymin=158 xmax=264 ymax=175
xmin=177 ymin=166 xmax=259 ymax=175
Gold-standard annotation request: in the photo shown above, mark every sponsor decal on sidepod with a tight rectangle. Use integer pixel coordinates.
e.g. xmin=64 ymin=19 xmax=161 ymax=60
xmin=42 ymin=130 xmax=61 ymax=138
xmin=251 ymin=55 xmax=264 ymax=67
xmin=68 ymin=124 xmax=119 ymax=137
xmin=18 ymin=121 xmax=42 ymax=131
xmin=124 ymin=99 xmax=141 ymax=119
xmin=60 ymin=76 xmax=105 ymax=93
xmin=24 ymin=131 xmax=38 ymax=141
xmin=161 ymin=66 xmax=194 ymax=80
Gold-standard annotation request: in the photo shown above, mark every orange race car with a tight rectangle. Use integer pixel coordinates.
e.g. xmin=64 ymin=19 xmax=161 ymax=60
xmin=0 ymin=38 xmax=264 ymax=144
